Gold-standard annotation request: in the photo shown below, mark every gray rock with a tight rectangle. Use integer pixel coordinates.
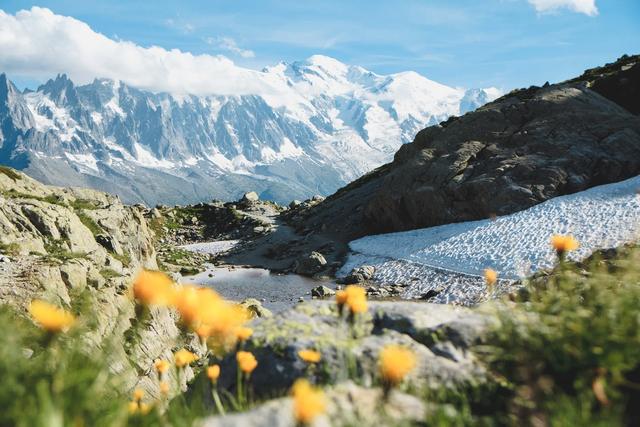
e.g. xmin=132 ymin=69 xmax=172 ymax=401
xmin=202 ymin=381 xmax=425 ymax=427
xmin=343 ymin=265 xmax=375 ymax=284
xmin=240 ymin=298 xmax=273 ymax=318
xmin=242 ymin=191 xmax=260 ymax=202
xmin=311 ymin=285 xmax=335 ymax=298
xmin=217 ymin=301 xmax=486 ymax=397
xmin=289 ymin=200 xmax=302 ymax=208
xmin=293 ymin=251 xmax=327 ymax=276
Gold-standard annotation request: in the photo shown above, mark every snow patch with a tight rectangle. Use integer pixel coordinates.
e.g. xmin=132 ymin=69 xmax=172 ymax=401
xmin=340 ymin=176 xmax=640 ymax=305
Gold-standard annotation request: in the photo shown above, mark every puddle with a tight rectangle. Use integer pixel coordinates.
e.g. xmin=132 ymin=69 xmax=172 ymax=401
xmin=182 ymin=266 xmax=335 ymax=313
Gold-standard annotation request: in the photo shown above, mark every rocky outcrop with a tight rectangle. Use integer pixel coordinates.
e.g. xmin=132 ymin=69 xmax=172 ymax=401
xmin=0 ymin=168 xmax=197 ymax=397
xmin=217 ymin=301 xmax=488 ymax=397
xmin=295 ymin=55 xmax=640 ymax=241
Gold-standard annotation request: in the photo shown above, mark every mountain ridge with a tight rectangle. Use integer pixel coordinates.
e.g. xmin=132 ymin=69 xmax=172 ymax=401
xmin=0 ymin=55 xmax=500 ymax=205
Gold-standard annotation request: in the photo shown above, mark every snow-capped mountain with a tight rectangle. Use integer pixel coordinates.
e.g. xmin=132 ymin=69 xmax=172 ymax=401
xmin=0 ymin=55 xmax=500 ymax=205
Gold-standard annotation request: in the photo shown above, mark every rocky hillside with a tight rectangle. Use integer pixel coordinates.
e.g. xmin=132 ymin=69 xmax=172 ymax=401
xmin=292 ymin=55 xmax=640 ymax=241
xmin=0 ymin=167 xmax=200 ymax=397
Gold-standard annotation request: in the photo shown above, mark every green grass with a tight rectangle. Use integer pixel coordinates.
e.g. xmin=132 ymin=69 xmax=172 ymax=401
xmin=100 ymin=268 xmax=122 ymax=280
xmin=111 ymin=252 xmax=132 ymax=268
xmin=1 ymin=189 xmax=67 ymax=207
xmin=70 ymin=198 xmax=100 ymax=210
xmin=0 ymin=242 xmax=20 ymax=257
xmin=42 ymin=240 xmax=87 ymax=264
xmin=76 ymin=211 xmax=104 ymax=236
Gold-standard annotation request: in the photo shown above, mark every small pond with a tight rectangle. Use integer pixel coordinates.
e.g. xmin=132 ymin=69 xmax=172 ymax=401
xmin=182 ymin=266 xmax=335 ymax=313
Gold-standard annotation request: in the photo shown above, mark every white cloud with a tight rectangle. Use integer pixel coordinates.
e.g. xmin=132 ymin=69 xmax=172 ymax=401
xmin=205 ymin=36 xmax=255 ymax=58
xmin=0 ymin=7 xmax=277 ymax=96
xmin=527 ymin=0 xmax=598 ymax=16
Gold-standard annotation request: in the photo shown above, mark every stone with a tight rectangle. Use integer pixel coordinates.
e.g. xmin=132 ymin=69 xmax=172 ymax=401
xmin=240 ymin=298 xmax=273 ymax=318
xmin=343 ymin=265 xmax=375 ymax=284
xmin=202 ymin=381 xmax=426 ymax=427
xmin=419 ymin=286 xmax=444 ymax=300
xmin=311 ymin=285 xmax=335 ymax=298
xmin=289 ymin=200 xmax=301 ymax=208
xmin=293 ymin=251 xmax=327 ymax=276
xmin=242 ymin=191 xmax=259 ymax=202
xmin=217 ymin=301 xmax=486 ymax=398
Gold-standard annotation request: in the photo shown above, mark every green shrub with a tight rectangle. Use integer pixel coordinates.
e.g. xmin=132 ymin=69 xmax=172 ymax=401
xmin=481 ymin=247 xmax=640 ymax=426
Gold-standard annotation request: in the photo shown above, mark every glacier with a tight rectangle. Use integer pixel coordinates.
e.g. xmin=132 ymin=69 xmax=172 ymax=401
xmin=339 ymin=175 xmax=640 ymax=305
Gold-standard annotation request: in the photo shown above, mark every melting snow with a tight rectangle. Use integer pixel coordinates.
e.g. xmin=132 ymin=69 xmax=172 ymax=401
xmin=340 ymin=175 xmax=640 ymax=305
xmin=181 ymin=240 xmax=239 ymax=255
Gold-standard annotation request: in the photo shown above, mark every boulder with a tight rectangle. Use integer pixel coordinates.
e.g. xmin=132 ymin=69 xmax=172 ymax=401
xmin=343 ymin=265 xmax=375 ymax=284
xmin=240 ymin=298 xmax=273 ymax=318
xmin=242 ymin=191 xmax=260 ymax=202
xmin=217 ymin=301 xmax=486 ymax=397
xmin=293 ymin=252 xmax=327 ymax=276
xmin=311 ymin=285 xmax=335 ymax=298
xmin=202 ymin=381 xmax=425 ymax=427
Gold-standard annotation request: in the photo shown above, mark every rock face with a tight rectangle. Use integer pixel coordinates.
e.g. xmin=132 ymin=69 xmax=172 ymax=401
xmin=0 ymin=168 xmax=198 ymax=397
xmin=202 ymin=381 xmax=425 ymax=427
xmin=217 ymin=301 xmax=488 ymax=397
xmin=298 ymin=55 xmax=640 ymax=241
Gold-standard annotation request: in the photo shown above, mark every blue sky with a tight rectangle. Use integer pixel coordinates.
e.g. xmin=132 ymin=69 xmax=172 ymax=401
xmin=0 ymin=0 xmax=638 ymax=91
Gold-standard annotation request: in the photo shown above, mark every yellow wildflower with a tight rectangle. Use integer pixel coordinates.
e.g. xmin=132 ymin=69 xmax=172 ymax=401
xmin=298 ymin=349 xmax=321 ymax=364
xmin=128 ymin=401 xmax=139 ymax=414
xmin=348 ymin=296 xmax=367 ymax=314
xmin=235 ymin=326 xmax=253 ymax=342
xmin=138 ymin=402 xmax=152 ymax=415
xmin=154 ymin=359 xmax=170 ymax=375
xmin=28 ymin=300 xmax=75 ymax=333
xmin=174 ymin=348 xmax=198 ymax=368
xmin=344 ymin=285 xmax=368 ymax=315
xmin=335 ymin=290 xmax=348 ymax=306
xmin=173 ymin=286 xmax=249 ymax=346
xmin=236 ymin=351 xmax=258 ymax=374
xmin=379 ymin=345 xmax=417 ymax=386
xmin=484 ymin=268 xmax=498 ymax=286
xmin=207 ymin=364 xmax=221 ymax=382
xmin=132 ymin=388 xmax=144 ymax=402
xmin=291 ymin=379 xmax=326 ymax=425
xmin=132 ymin=270 xmax=174 ymax=306
xmin=551 ymin=235 xmax=579 ymax=255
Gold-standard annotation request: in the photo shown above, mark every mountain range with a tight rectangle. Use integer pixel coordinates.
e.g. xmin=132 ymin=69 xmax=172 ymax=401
xmin=0 ymin=55 xmax=500 ymax=205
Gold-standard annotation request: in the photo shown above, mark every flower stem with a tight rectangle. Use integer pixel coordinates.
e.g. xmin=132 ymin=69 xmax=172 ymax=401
xmin=236 ymin=366 xmax=244 ymax=408
xmin=212 ymin=387 xmax=226 ymax=415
